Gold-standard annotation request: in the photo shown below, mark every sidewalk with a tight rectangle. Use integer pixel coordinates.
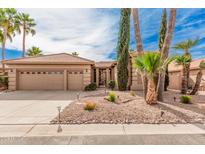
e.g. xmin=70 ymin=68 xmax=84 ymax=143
xmin=0 ymin=124 xmax=205 ymax=144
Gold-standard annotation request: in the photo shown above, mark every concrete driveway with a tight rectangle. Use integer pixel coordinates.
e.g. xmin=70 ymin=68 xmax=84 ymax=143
xmin=0 ymin=91 xmax=79 ymax=124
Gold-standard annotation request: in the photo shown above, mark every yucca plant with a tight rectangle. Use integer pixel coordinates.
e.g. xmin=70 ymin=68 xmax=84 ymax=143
xmin=134 ymin=52 xmax=175 ymax=104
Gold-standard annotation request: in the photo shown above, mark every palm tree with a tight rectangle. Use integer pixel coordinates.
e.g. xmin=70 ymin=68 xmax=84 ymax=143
xmin=0 ymin=8 xmax=18 ymax=73
xmin=190 ymin=61 xmax=205 ymax=95
xmin=131 ymin=8 xmax=148 ymax=99
xmin=16 ymin=13 xmax=36 ymax=57
xmin=26 ymin=46 xmax=42 ymax=56
xmin=157 ymin=8 xmax=176 ymax=101
xmin=175 ymin=55 xmax=192 ymax=94
xmin=173 ymin=38 xmax=199 ymax=94
xmin=131 ymin=8 xmax=143 ymax=52
xmin=71 ymin=52 xmax=79 ymax=56
xmin=134 ymin=52 xmax=175 ymax=104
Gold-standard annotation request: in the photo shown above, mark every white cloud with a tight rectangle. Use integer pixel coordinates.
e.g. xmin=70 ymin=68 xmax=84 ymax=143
xmin=7 ymin=9 xmax=119 ymax=61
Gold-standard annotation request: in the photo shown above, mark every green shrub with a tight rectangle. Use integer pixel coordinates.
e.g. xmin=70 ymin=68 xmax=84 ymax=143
xmin=84 ymin=82 xmax=97 ymax=91
xmin=0 ymin=76 xmax=8 ymax=87
xmin=106 ymin=92 xmax=116 ymax=102
xmin=180 ymin=95 xmax=192 ymax=104
xmin=108 ymin=80 xmax=115 ymax=90
xmin=84 ymin=102 xmax=96 ymax=111
xmin=130 ymin=91 xmax=136 ymax=96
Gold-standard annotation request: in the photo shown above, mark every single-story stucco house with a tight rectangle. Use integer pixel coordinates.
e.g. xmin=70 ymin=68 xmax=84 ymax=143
xmin=2 ymin=52 xmax=205 ymax=91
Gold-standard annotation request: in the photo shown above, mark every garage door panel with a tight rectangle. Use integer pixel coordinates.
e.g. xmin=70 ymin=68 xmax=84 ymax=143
xmin=68 ymin=72 xmax=83 ymax=90
xmin=18 ymin=71 xmax=64 ymax=90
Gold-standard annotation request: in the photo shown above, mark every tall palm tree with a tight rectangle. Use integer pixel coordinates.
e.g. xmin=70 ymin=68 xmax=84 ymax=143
xmin=134 ymin=52 xmax=175 ymax=104
xmin=26 ymin=46 xmax=42 ymax=56
xmin=173 ymin=38 xmax=199 ymax=94
xmin=157 ymin=8 xmax=176 ymax=101
xmin=16 ymin=13 xmax=36 ymax=57
xmin=0 ymin=8 xmax=18 ymax=73
xmin=131 ymin=8 xmax=148 ymax=99
xmin=175 ymin=55 xmax=192 ymax=94
xmin=132 ymin=8 xmax=143 ymax=52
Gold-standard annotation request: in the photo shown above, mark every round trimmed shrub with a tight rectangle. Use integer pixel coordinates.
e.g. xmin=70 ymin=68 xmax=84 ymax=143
xmin=180 ymin=95 xmax=192 ymax=104
xmin=84 ymin=82 xmax=97 ymax=91
xmin=108 ymin=80 xmax=115 ymax=90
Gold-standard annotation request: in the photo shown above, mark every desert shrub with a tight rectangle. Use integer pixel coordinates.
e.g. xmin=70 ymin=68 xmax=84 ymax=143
xmin=84 ymin=102 xmax=96 ymax=111
xmin=84 ymin=82 xmax=97 ymax=91
xmin=0 ymin=76 xmax=8 ymax=87
xmin=108 ymin=80 xmax=115 ymax=90
xmin=130 ymin=91 xmax=136 ymax=96
xmin=106 ymin=92 xmax=116 ymax=102
xmin=180 ymin=95 xmax=192 ymax=104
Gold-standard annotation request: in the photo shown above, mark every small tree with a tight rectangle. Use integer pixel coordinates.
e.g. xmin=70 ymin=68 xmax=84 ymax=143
xmin=116 ymin=8 xmax=131 ymax=91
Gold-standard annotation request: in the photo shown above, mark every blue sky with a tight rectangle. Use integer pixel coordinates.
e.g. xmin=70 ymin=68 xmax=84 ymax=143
xmin=1 ymin=8 xmax=205 ymax=61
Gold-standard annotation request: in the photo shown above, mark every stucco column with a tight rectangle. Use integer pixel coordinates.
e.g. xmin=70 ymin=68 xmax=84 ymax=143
xmin=63 ymin=69 xmax=67 ymax=91
xmin=106 ymin=68 xmax=110 ymax=85
xmin=96 ymin=68 xmax=99 ymax=87
xmin=8 ymin=68 xmax=17 ymax=90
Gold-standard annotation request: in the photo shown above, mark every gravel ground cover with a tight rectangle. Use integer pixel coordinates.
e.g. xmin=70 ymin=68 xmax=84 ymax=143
xmin=51 ymin=90 xmax=205 ymax=124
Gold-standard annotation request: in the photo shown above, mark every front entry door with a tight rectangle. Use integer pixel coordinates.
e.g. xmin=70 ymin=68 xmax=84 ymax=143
xmin=99 ymin=69 xmax=106 ymax=86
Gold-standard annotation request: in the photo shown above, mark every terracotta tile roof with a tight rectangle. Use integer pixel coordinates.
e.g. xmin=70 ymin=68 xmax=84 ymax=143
xmin=95 ymin=61 xmax=117 ymax=68
xmin=4 ymin=53 xmax=95 ymax=65
xmin=168 ymin=57 xmax=205 ymax=72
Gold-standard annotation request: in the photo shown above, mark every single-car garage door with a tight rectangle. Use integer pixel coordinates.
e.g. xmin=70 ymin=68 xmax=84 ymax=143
xmin=18 ymin=71 xmax=64 ymax=90
xmin=68 ymin=71 xmax=83 ymax=90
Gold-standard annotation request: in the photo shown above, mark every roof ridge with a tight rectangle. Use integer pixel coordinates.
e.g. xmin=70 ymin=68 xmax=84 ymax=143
xmin=5 ymin=52 xmax=94 ymax=63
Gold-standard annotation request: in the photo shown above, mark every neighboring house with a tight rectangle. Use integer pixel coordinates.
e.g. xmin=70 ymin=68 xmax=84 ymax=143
xmin=168 ymin=58 xmax=205 ymax=91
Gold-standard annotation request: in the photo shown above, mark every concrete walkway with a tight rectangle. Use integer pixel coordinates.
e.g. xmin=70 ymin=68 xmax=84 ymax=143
xmin=0 ymin=124 xmax=205 ymax=144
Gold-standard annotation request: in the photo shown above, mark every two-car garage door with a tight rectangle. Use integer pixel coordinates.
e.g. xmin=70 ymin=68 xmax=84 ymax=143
xmin=17 ymin=71 xmax=83 ymax=90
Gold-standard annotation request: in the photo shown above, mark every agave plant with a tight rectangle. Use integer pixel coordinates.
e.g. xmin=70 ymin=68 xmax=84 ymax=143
xmin=133 ymin=52 xmax=175 ymax=104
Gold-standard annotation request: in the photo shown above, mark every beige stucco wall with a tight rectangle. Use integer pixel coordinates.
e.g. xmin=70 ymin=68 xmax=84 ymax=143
xmin=168 ymin=69 xmax=205 ymax=91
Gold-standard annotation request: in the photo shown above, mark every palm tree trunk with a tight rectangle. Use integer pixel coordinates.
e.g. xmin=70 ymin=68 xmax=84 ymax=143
xmin=146 ymin=78 xmax=157 ymax=104
xmin=1 ymin=26 xmax=8 ymax=74
xmin=181 ymin=64 xmax=188 ymax=94
xmin=186 ymin=62 xmax=190 ymax=89
xmin=157 ymin=8 xmax=176 ymax=101
xmin=132 ymin=8 xmax=148 ymax=99
xmin=132 ymin=8 xmax=143 ymax=52
xmin=22 ymin=26 xmax=26 ymax=57
xmin=190 ymin=70 xmax=202 ymax=95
